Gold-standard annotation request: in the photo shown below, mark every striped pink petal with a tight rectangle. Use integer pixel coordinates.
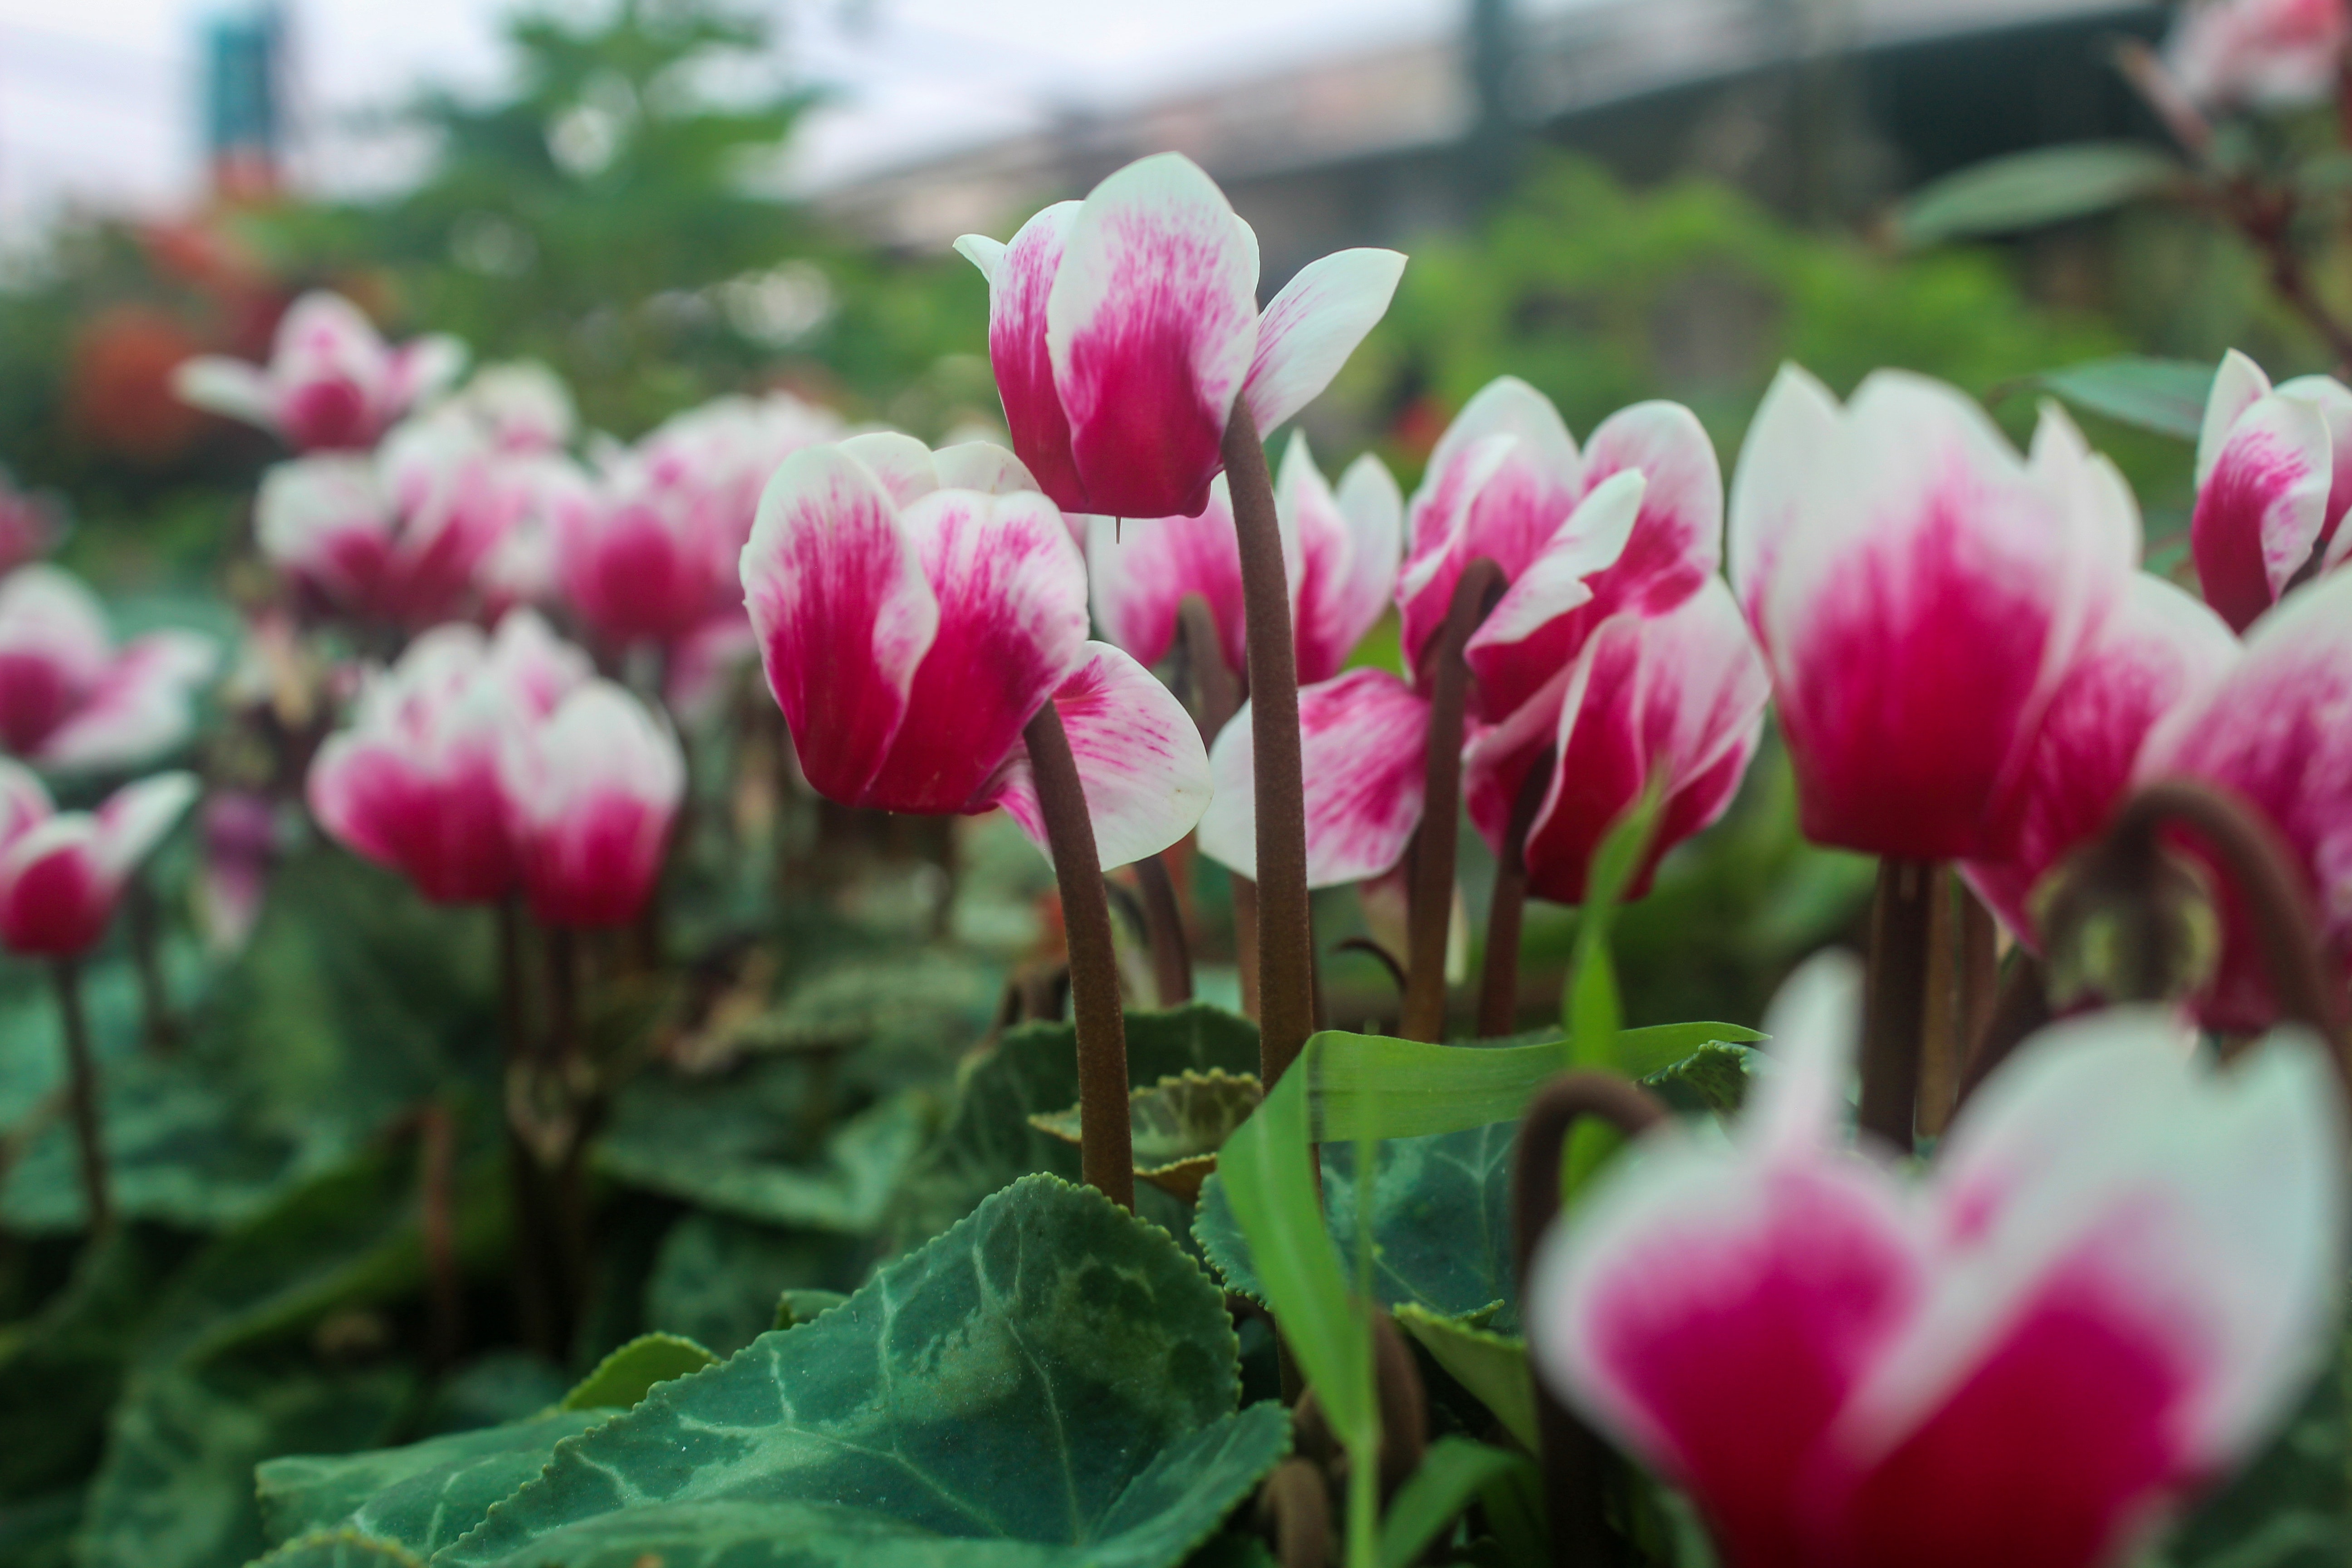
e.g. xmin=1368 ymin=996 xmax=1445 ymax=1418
xmin=1240 ymin=247 xmax=1406 ymax=436
xmin=1196 ymin=667 xmax=1430 ymax=887
xmin=1045 ymin=153 xmax=1261 ymax=520
xmin=1283 ymin=435 xmax=1402 ymax=685
xmin=957 ymin=203 xmax=1087 ymax=512
xmin=985 ymin=642 xmax=1211 ymax=871
xmin=2190 ymin=386 xmax=2332 ymax=632
xmin=1087 ymin=480 xmax=1248 ymax=676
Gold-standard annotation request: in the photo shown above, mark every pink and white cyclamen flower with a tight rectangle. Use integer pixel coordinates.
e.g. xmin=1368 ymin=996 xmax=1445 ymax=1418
xmin=1729 ymin=366 xmax=2139 ymax=861
xmin=2165 ymin=0 xmax=2352 ymax=109
xmin=0 ymin=765 xmax=200 ymax=956
xmin=2189 ymin=348 xmax=2352 ymax=632
xmin=742 ymin=433 xmax=1210 ymax=870
xmin=499 ymin=679 xmax=686 ymax=929
xmin=956 ymin=152 xmax=1405 ymax=520
xmin=173 ymin=290 xmax=465 ymax=452
xmin=1531 ymin=954 xmax=2346 ymax=1568
xmin=0 ymin=565 xmax=218 ymax=773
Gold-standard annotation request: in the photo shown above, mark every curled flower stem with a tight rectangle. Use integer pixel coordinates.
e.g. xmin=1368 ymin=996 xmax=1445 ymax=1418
xmin=50 ymin=959 xmax=111 ymax=1236
xmin=1022 ymin=700 xmax=1137 ymax=1209
xmin=1512 ymin=1071 xmax=1666 ymax=1568
xmin=1479 ymin=748 xmax=1555 ymax=1039
xmin=1256 ymin=1458 xmax=1332 ymax=1568
xmin=1859 ymin=859 xmax=1936 ymax=1153
xmin=1134 ymin=854 xmax=1194 ymax=1006
xmin=1402 ymin=558 xmax=1507 ymax=1042
xmin=1222 ymin=407 xmax=1314 ymax=1086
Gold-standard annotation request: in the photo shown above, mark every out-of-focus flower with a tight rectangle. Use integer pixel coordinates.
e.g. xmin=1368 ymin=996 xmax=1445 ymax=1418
xmin=307 ymin=610 xmax=591 ymax=904
xmin=197 ymin=789 xmax=281 ymax=953
xmin=2189 ymin=349 xmax=2352 ymax=632
xmin=2166 ymin=0 xmax=2351 ymax=109
xmin=0 ymin=766 xmax=199 ymax=956
xmin=956 ymin=152 xmax=1404 ymax=519
xmin=1530 ymin=955 xmax=2345 ymax=1568
xmin=1463 ymin=580 xmax=1769 ymax=904
xmin=447 ymin=360 xmax=576 ymax=453
xmin=1086 ymin=434 xmax=1403 ymax=686
xmin=1729 ymin=365 xmax=2138 ymax=861
xmin=0 ymin=466 xmax=60 ymax=575
xmin=558 ymin=392 xmax=845 ymax=648
xmin=1961 ymin=576 xmax=2238 ymax=943
xmin=0 ymin=566 xmax=217 ymax=772
xmin=174 ymin=291 xmax=465 ymax=452
xmin=257 ymin=415 xmax=540 ymax=627
xmin=1402 ymin=379 xmax=1723 ymax=716
xmin=664 ymin=611 xmax=760 ymax=726
xmin=499 ymin=680 xmax=684 ymax=927
xmin=743 ymin=438 xmax=1210 ymax=869
xmin=2136 ymin=567 xmax=2352 ymax=1031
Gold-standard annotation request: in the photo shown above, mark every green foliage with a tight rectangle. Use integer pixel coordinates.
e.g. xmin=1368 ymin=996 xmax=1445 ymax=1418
xmin=1378 ymin=1439 xmax=1532 ymax=1568
xmin=2012 ymin=355 xmax=2216 ymax=441
xmin=559 ymin=1333 xmax=718 ymax=1411
xmin=248 ymin=1530 xmax=425 ymax=1568
xmin=439 ymin=1176 xmax=1286 ymax=1568
xmin=1894 ymin=143 xmax=2187 ymax=248
xmin=1029 ymin=1070 xmax=1264 ymax=1202
xmin=257 ymin=1413 xmax=607 ymax=1558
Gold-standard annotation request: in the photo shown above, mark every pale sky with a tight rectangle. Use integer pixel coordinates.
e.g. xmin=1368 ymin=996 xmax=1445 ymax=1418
xmin=0 ymin=0 xmax=1531 ymax=231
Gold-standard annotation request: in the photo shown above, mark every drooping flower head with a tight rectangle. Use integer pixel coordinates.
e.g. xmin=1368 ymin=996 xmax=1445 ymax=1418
xmin=1532 ymin=955 xmax=2346 ymax=1568
xmin=0 ymin=765 xmax=200 ymax=956
xmin=173 ymin=291 xmax=465 ymax=452
xmin=1729 ymin=366 xmax=2139 ymax=861
xmin=0 ymin=566 xmax=218 ymax=772
xmin=742 ymin=434 xmax=1210 ymax=870
xmin=956 ymin=152 xmax=1405 ymax=519
xmin=2189 ymin=349 xmax=2352 ymax=632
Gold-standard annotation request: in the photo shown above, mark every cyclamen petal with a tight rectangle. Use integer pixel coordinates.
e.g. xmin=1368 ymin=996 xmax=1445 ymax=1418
xmin=1240 ymin=247 xmax=1407 ymax=436
xmin=1461 ymin=469 xmax=1646 ymax=720
xmin=1735 ymin=370 xmax=2133 ymax=859
xmin=1087 ymin=483 xmax=1248 ymax=676
xmin=0 ymin=771 xmax=197 ymax=956
xmin=2135 ymin=566 xmax=2352 ymax=1031
xmin=986 ymin=642 xmax=1211 ymax=871
xmin=1196 ymin=668 xmax=1431 ymax=887
xmin=1046 ymin=154 xmax=1261 ymax=520
xmin=959 ymin=203 xmax=1086 ymax=512
xmin=1398 ymin=377 xmax=1585 ymax=669
xmin=1284 ymin=436 xmax=1404 ymax=685
xmin=1485 ymin=582 xmax=1768 ymax=906
xmin=35 ymin=630 xmax=220 ymax=772
xmin=743 ymin=447 xmax=941 ymax=805
xmin=2190 ymin=389 xmax=2332 ymax=633
xmin=501 ymin=681 xmax=685 ymax=928
xmin=1961 ymin=575 xmax=2237 ymax=942
xmin=1728 ymin=363 xmax=1842 ymax=641
xmin=872 ymin=489 xmax=1089 ymax=814
xmin=1532 ymin=958 xmax=2347 ymax=1568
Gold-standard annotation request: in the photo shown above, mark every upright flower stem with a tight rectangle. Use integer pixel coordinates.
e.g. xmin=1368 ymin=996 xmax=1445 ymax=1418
xmin=1401 ymin=559 xmax=1506 ymax=1041
xmin=126 ymin=875 xmax=176 ymax=1053
xmin=1021 ymin=701 xmax=1136 ymax=1209
xmin=496 ymin=897 xmax=557 ymax=1359
xmin=1954 ymin=951 xmax=2053 ymax=1110
xmin=1133 ymin=854 xmax=1194 ymax=1005
xmin=1914 ymin=868 xmax=1961 ymax=1139
xmin=50 ymin=959 xmax=111 ymax=1235
xmin=1479 ymin=749 xmax=1555 ymax=1038
xmin=1511 ymin=1071 xmax=1666 ymax=1568
xmin=1221 ymin=407 xmax=1313 ymax=1085
xmin=1858 ymin=858 xmax=1937 ymax=1153
xmin=542 ymin=923 xmax=591 ymax=1344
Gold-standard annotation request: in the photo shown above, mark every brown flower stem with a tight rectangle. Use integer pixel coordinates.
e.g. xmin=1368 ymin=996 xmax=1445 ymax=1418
xmin=1913 ymin=868 xmax=1961 ymax=1139
xmin=1479 ymin=748 xmax=1554 ymax=1039
xmin=1858 ymin=859 xmax=1937 ymax=1153
xmin=50 ymin=960 xmax=111 ymax=1236
xmin=542 ymin=923 xmax=591 ymax=1343
xmin=1181 ymin=589 xmax=1259 ymax=1018
xmin=1401 ymin=558 xmax=1507 ymax=1042
xmin=1256 ymin=1458 xmax=1332 ymax=1568
xmin=1222 ymin=406 xmax=1313 ymax=1086
xmin=1134 ymin=854 xmax=1194 ymax=1006
xmin=1023 ymin=701 xmax=1136 ymax=1209
xmin=1953 ymin=951 xmax=2052 ymax=1111
xmin=415 ymin=1101 xmax=463 ymax=1369
xmin=1958 ymin=885 xmax=2000 ymax=1063
xmin=1511 ymin=1072 xmax=1666 ymax=1568
xmin=496 ymin=898 xmax=556 ymax=1359
xmin=126 ymin=874 xmax=176 ymax=1053
xmin=2120 ymin=779 xmax=2350 ymax=1065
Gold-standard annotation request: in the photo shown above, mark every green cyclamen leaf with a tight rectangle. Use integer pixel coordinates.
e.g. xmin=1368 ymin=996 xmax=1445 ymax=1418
xmin=246 ymin=1529 xmax=426 ymax=1568
xmin=1377 ymin=1438 xmax=1531 ymax=1568
xmin=2024 ymin=356 xmax=2214 ymax=441
xmin=1895 ymin=141 xmax=2184 ymax=246
xmin=1393 ymin=1306 xmax=1535 ymax=1453
xmin=256 ymin=1411 xmax=607 ymax=1556
xmin=440 ymin=1175 xmax=1287 ymax=1568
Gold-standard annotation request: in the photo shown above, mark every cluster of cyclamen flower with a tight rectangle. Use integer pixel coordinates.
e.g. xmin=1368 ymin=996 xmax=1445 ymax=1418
xmin=790 ymin=151 xmax=2350 ymax=1568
